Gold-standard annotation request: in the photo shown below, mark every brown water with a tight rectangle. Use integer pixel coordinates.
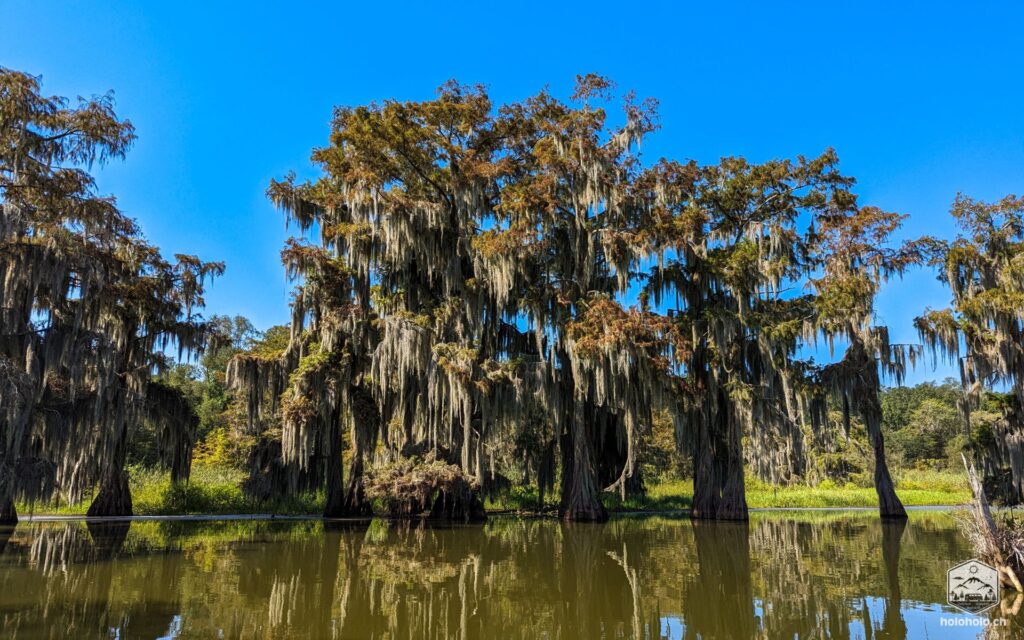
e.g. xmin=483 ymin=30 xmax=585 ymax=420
xmin=0 ymin=512 xmax=1018 ymax=639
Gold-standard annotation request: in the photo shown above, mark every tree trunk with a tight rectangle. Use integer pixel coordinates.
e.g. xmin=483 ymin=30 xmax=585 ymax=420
xmin=560 ymin=404 xmax=608 ymax=522
xmin=860 ymin=390 xmax=907 ymax=519
xmin=87 ymin=467 xmax=132 ymax=517
xmin=691 ymin=389 xmax=749 ymax=521
xmin=963 ymin=454 xmax=1024 ymax=591
xmin=340 ymin=385 xmax=378 ymax=516
xmin=871 ymin=430 xmax=907 ymax=519
xmin=1 ymin=421 xmax=29 ymax=525
xmin=624 ymin=466 xmax=645 ymax=497
xmin=0 ymin=495 xmax=15 ymax=525
xmin=717 ymin=390 xmax=749 ymax=520
xmin=88 ymin=417 xmax=133 ymax=517
xmin=0 ymin=523 xmax=12 ymax=555
xmin=850 ymin=337 xmax=907 ymax=520
xmin=323 ymin=418 xmax=345 ymax=518
xmin=691 ymin=418 xmax=718 ymax=519
xmin=340 ymin=455 xmax=371 ymax=516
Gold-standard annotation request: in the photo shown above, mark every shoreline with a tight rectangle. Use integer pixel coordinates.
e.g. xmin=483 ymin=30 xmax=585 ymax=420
xmin=10 ymin=504 xmax=966 ymax=523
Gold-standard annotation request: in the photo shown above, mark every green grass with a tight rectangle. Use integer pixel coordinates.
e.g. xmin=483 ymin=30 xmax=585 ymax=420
xmin=486 ymin=471 xmax=970 ymax=514
xmin=607 ymin=471 xmax=970 ymax=511
xmin=19 ymin=466 xmax=971 ymax=517
xmin=18 ymin=464 xmax=323 ymax=517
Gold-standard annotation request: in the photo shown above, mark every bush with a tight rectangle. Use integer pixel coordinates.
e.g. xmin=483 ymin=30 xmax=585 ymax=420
xmin=365 ymin=453 xmax=485 ymax=521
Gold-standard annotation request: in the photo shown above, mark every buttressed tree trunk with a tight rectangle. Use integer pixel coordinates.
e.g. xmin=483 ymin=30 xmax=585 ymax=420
xmin=0 ymin=495 xmax=15 ymax=525
xmin=718 ymin=437 xmax=749 ymax=520
xmin=341 ymin=385 xmax=378 ymax=516
xmin=690 ymin=377 xmax=749 ymax=521
xmin=322 ymin=417 xmax=345 ymax=518
xmin=560 ymin=403 xmax=608 ymax=523
xmin=87 ymin=422 xmax=133 ymax=517
xmin=690 ymin=419 xmax=718 ymax=519
xmin=0 ymin=426 xmax=27 ymax=525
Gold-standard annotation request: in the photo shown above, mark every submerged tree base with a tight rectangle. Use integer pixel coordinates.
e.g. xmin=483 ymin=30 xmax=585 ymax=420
xmin=876 ymin=493 xmax=908 ymax=520
xmin=691 ymin=462 xmax=749 ymax=521
xmin=0 ymin=498 xmax=15 ymax=525
xmin=691 ymin=498 xmax=750 ymax=522
xmin=87 ymin=472 xmax=133 ymax=518
xmin=560 ymin=503 xmax=609 ymax=523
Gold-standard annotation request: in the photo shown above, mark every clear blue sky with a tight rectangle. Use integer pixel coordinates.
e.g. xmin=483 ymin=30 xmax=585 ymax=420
xmin=4 ymin=1 xmax=1023 ymax=384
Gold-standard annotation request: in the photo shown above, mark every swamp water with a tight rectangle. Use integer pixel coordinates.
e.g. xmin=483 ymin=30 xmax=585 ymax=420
xmin=0 ymin=511 xmax=1019 ymax=639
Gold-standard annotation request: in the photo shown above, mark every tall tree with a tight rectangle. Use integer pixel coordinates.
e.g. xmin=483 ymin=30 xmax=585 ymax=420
xmin=230 ymin=76 xmax=677 ymax=521
xmin=490 ymin=76 xmax=670 ymax=520
xmin=916 ymin=194 xmax=1024 ymax=500
xmin=645 ymin=152 xmax=866 ymax=520
xmin=807 ymin=203 xmax=923 ymax=518
xmin=0 ymin=68 xmax=221 ymax=521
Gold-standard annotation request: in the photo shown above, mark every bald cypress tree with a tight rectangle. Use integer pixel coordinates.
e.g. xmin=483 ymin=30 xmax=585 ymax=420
xmin=229 ymin=76 xmax=681 ymax=521
xmin=490 ymin=76 xmax=671 ymax=520
xmin=644 ymin=151 xmax=873 ymax=520
xmin=916 ymin=194 xmax=1024 ymax=500
xmin=229 ymin=82 xmax=502 ymax=517
xmin=0 ymin=69 xmax=221 ymax=521
xmin=806 ymin=203 xmax=923 ymax=519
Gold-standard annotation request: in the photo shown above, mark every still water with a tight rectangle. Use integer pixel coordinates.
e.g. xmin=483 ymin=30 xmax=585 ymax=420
xmin=0 ymin=511 xmax=1018 ymax=639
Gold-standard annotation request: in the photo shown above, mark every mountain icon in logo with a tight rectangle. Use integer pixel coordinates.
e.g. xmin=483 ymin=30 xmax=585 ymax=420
xmin=947 ymin=559 xmax=999 ymax=614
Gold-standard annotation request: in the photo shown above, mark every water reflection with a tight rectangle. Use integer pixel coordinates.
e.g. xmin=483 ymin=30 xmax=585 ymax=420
xmin=0 ymin=512 xmax=1019 ymax=639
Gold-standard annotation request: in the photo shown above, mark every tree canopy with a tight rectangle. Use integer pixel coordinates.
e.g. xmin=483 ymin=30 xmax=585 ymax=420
xmin=917 ymin=195 xmax=1024 ymax=501
xmin=6 ymin=67 xmax=1021 ymax=524
xmin=0 ymin=68 xmax=221 ymax=521
xmin=226 ymin=75 xmax=928 ymax=521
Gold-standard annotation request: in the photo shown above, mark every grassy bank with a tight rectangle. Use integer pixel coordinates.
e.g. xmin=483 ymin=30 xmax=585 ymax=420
xmin=489 ymin=470 xmax=972 ymax=513
xmin=18 ymin=465 xmax=970 ymax=517
xmin=17 ymin=465 xmax=323 ymax=517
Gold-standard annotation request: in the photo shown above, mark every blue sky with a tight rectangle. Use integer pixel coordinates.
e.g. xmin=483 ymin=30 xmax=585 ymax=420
xmin=4 ymin=1 xmax=1023 ymax=384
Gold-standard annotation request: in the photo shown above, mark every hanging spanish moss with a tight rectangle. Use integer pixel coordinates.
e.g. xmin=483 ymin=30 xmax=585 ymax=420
xmin=916 ymin=194 xmax=1024 ymax=503
xmin=1 ymin=68 xmax=221 ymax=521
xmin=228 ymin=76 xmax=687 ymax=522
xmin=808 ymin=328 xmax=917 ymax=519
xmin=644 ymin=154 xmax=845 ymax=520
xmin=143 ymin=380 xmax=199 ymax=484
xmin=804 ymin=203 xmax=925 ymax=519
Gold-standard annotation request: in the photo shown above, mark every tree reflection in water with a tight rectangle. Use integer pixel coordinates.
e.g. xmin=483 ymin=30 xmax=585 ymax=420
xmin=683 ymin=521 xmax=757 ymax=638
xmin=0 ymin=512 xmax=1014 ymax=638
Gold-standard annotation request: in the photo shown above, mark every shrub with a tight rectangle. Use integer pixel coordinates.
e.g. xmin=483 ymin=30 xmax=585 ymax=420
xmin=364 ymin=453 xmax=485 ymax=521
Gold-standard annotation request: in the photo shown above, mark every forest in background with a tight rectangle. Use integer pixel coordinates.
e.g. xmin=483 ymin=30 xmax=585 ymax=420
xmin=3 ymin=68 xmax=1024 ymax=523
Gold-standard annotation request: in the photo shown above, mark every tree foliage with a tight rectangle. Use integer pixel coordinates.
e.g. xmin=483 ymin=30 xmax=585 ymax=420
xmin=0 ymin=68 xmax=221 ymax=520
xmin=6 ymin=67 xmax=1006 ymax=524
xmin=227 ymin=76 xmax=926 ymax=521
xmin=917 ymin=194 xmax=1024 ymax=501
